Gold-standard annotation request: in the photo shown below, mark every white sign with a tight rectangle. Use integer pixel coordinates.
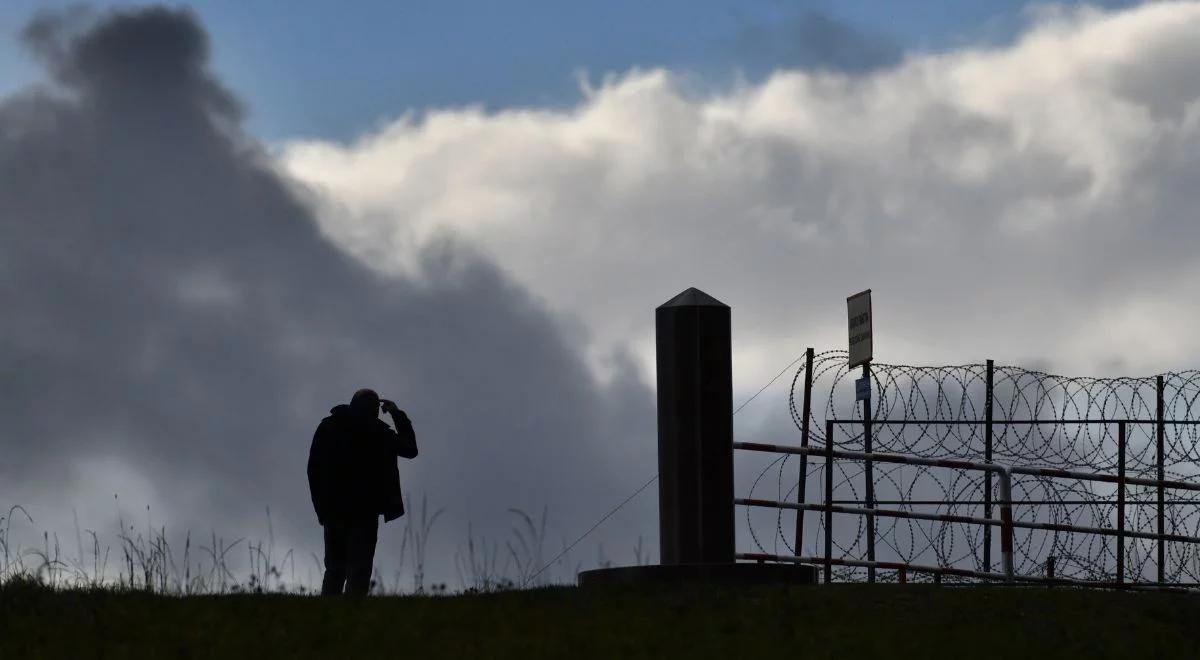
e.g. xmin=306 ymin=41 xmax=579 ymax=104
xmin=847 ymin=289 xmax=873 ymax=368
xmin=855 ymin=376 xmax=871 ymax=401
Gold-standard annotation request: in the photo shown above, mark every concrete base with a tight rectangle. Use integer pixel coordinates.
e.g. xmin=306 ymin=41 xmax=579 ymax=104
xmin=577 ymin=562 xmax=818 ymax=588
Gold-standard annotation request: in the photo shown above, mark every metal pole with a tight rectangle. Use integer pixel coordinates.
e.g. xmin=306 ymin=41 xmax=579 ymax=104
xmin=1117 ymin=421 xmax=1125 ymax=584
xmin=1157 ymin=375 xmax=1165 ymax=583
xmin=998 ymin=469 xmax=1014 ymax=581
xmin=825 ymin=419 xmax=834 ymax=585
xmin=863 ymin=361 xmax=875 ymax=583
xmin=984 ymin=359 xmax=994 ymax=573
xmin=794 ymin=348 xmax=814 ymax=556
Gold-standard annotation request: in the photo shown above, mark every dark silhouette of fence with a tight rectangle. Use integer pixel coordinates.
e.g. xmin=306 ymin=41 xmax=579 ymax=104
xmin=733 ymin=349 xmax=1200 ymax=587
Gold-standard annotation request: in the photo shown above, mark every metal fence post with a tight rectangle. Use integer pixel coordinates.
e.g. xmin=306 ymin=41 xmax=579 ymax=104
xmin=825 ymin=419 xmax=834 ymax=585
xmin=1157 ymin=375 xmax=1165 ymax=583
xmin=794 ymin=348 xmax=814 ymax=556
xmin=863 ymin=362 xmax=875 ymax=583
xmin=984 ymin=359 xmax=994 ymax=573
xmin=1117 ymin=421 xmax=1125 ymax=584
xmin=998 ymin=469 xmax=1014 ymax=581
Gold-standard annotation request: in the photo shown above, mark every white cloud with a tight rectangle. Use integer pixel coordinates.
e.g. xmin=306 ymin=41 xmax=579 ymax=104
xmin=282 ymin=2 xmax=1200 ymax=401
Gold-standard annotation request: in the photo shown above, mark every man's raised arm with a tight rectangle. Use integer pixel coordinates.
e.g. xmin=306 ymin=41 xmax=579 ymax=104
xmin=380 ymin=399 xmax=418 ymax=459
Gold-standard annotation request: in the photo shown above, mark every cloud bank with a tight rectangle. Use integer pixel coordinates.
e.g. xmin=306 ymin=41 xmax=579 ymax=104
xmin=0 ymin=6 xmax=654 ymax=584
xmin=284 ymin=2 xmax=1200 ymax=391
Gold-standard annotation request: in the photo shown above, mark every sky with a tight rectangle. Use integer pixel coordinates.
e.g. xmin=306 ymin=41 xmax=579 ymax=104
xmin=4 ymin=0 xmax=1200 ymax=590
xmin=0 ymin=0 xmax=1138 ymax=141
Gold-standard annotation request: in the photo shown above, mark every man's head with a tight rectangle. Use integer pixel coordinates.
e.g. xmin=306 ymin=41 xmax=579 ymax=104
xmin=349 ymin=388 xmax=380 ymax=420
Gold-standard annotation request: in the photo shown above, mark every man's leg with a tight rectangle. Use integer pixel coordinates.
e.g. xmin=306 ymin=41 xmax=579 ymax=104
xmin=344 ymin=516 xmax=379 ymax=596
xmin=321 ymin=522 xmax=349 ymax=596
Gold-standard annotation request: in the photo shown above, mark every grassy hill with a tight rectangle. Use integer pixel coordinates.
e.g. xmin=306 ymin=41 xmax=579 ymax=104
xmin=2 ymin=579 xmax=1197 ymax=658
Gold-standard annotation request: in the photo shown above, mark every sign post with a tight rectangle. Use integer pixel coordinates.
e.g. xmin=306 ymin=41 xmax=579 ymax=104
xmin=847 ymin=289 xmax=875 ymax=581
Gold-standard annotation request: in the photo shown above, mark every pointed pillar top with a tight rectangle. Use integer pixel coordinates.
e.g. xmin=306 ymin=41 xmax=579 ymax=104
xmin=658 ymin=287 xmax=728 ymax=309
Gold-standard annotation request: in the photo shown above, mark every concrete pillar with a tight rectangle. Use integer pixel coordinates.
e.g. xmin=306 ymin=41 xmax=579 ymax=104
xmin=656 ymin=287 xmax=734 ymax=565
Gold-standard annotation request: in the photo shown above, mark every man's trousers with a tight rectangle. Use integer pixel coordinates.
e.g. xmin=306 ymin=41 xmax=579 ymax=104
xmin=321 ymin=516 xmax=379 ymax=596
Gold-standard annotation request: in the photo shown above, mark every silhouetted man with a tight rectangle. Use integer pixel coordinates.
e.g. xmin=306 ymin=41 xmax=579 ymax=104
xmin=308 ymin=388 xmax=418 ymax=595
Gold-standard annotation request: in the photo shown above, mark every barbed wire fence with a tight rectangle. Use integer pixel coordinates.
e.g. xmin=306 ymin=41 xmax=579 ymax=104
xmin=742 ymin=350 xmax=1200 ymax=585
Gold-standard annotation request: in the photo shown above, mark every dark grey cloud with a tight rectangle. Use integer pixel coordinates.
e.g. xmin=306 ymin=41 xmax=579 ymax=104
xmin=723 ymin=10 xmax=902 ymax=76
xmin=0 ymin=6 xmax=655 ymax=584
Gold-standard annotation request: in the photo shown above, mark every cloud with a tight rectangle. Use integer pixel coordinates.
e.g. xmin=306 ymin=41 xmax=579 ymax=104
xmin=283 ymin=2 xmax=1200 ymax=392
xmin=722 ymin=9 xmax=902 ymax=75
xmin=0 ymin=7 xmax=655 ymax=584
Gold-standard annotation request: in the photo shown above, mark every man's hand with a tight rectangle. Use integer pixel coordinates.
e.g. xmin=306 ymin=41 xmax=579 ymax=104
xmin=380 ymin=399 xmax=404 ymax=417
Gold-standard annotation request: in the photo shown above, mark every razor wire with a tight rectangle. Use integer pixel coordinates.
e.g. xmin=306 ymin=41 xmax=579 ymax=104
xmin=743 ymin=350 xmax=1200 ymax=584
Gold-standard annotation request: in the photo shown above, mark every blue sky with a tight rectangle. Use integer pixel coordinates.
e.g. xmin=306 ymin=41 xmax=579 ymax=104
xmin=0 ymin=0 xmax=1137 ymax=141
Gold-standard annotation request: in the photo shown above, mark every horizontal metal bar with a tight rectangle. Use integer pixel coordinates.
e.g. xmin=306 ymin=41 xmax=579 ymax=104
xmin=829 ymin=500 xmax=1200 ymax=506
xmin=734 ymin=442 xmax=1008 ymax=474
xmin=737 ymin=498 xmax=999 ymax=528
xmin=736 ymin=553 xmax=1197 ymax=590
xmin=738 ymin=498 xmax=1200 ymax=544
xmin=1008 ymin=519 xmax=1200 ymax=544
xmin=826 ymin=419 xmax=1200 ymax=425
xmin=733 ymin=441 xmax=1200 ymax=492
xmin=1008 ymin=465 xmax=1200 ymax=492
xmin=738 ymin=552 xmax=1008 ymax=581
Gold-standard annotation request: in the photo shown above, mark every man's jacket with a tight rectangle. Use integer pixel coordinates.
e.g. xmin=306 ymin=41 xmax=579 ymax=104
xmin=307 ymin=405 xmax=418 ymax=525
